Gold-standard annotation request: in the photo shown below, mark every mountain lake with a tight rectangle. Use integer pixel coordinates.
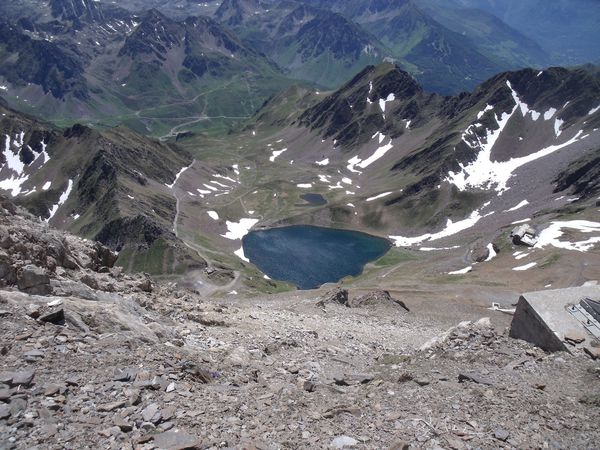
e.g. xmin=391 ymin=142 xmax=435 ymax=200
xmin=299 ymin=193 xmax=327 ymax=206
xmin=242 ymin=225 xmax=391 ymax=289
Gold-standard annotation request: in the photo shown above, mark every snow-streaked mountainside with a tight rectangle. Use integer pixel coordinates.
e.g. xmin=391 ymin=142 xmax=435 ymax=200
xmin=0 ymin=103 xmax=206 ymax=274
xmin=0 ymin=0 xmax=579 ymax=137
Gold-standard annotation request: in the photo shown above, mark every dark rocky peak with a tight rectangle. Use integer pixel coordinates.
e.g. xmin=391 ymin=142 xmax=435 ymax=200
xmin=183 ymin=16 xmax=244 ymax=55
xmin=296 ymin=0 xmax=412 ymax=17
xmin=293 ymin=11 xmax=384 ymax=61
xmin=118 ymin=9 xmax=183 ymax=58
xmin=299 ymin=63 xmax=424 ymax=147
xmin=368 ymin=63 xmax=422 ymax=101
xmin=0 ymin=21 xmax=87 ymax=99
xmin=63 ymin=123 xmax=94 ymax=139
xmin=214 ymin=0 xmax=269 ymax=26
xmin=278 ymin=3 xmax=319 ymax=31
xmin=470 ymin=66 xmax=600 ymax=124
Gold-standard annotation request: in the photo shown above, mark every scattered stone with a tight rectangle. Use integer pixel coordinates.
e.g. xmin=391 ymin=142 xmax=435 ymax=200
xmin=565 ymin=332 xmax=586 ymax=345
xmin=152 ymin=430 xmax=202 ymax=450
xmin=0 ymin=388 xmax=11 ymax=401
xmin=44 ymin=384 xmax=61 ymax=396
xmin=494 ymin=428 xmax=510 ymax=441
xmin=23 ymin=349 xmax=45 ymax=361
xmin=331 ymin=435 xmax=359 ymax=449
xmin=38 ymin=308 xmax=65 ymax=325
xmin=0 ymin=403 xmax=11 ymax=419
xmin=414 ymin=377 xmax=431 ymax=386
xmin=113 ymin=368 xmax=138 ymax=382
xmin=79 ymin=274 xmax=99 ymax=290
xmin=26 ymin=304 xmax=41 ymax=319
xmin=114 ymin=416 xmax=133 ymax=432
xmin=97 ymin=400 xmax=126 ymax=412
xmin=302 ymin=381 xmax=316 ymax=392
xmin=10 ymin=370 xmax=35 ymax=387
xmin=138 ymin=279 xmax=153 ymax=293
xmin=142 ymin=402 xmax=161 ymax=424
xmin=458 ymin=372 xmax=494 ymax=386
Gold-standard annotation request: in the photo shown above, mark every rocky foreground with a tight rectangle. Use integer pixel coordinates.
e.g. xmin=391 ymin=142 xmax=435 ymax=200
xmin=1 ymin=196 xmax=599 ymax=450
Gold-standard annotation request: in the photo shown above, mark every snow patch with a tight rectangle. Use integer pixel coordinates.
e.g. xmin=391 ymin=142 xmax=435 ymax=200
xmin=379 ymin=93 xmax=395 ymax=113
xmin=446 ymin=125 xmax=584 ymax=193
xmin=505 ymin=200 xmax=529 ymax=212
xmin=357 ymin=140 xmax=394 ymax=169
xmin=554 ymin=118 xmax=564 ymax=137
xmin=513 ymin=262 xmax=537 ymax=271
xmin=315 ymin=158 xmax=329 ymax=166
xmin=234 ymin=247 xmax=249 ymax=263
xmin=419 ymin=246 xmax=460 ymax=252
xmin=448 ymin=266 xmax=472 ymax=275
xmin=536 ymin=220 xmax=600 ymax=252
xmin=207 ymin=211 xmax=219 ymax=220
xmin=477 ymin=104 xmax=494 ymax=120
xmin=347 ymin=156 xmax=362 ymax=174
xmin=222 ymin=218 xmax=259 ymax=240
xmin=484 ymin=243 xmax=497 ymax=262
xmin=47 ymin=179 xmax=73 ymax=221
xmin=366 ymin=192 xmax=392 ymax=202
xmin=390 ymin=210 xmax=483 ymax=247
xmin=165 ymin=161 xmax=193 ymax=189
xmin=589 ymin=105 xmax=600 ymax=115
xmin=544 ymin=108 xmax=557 ymax=120
xmin=269 ymin=148 xmax=287 ymax=162
xmin=297 ymin=183 xmax=312 ymax=188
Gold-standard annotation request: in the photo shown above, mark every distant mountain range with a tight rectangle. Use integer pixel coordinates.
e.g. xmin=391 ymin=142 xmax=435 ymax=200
xmin=0 ymin=0 xmax=598 ymax=134
xmin=0 ymin=1 xmax=289 ymax=135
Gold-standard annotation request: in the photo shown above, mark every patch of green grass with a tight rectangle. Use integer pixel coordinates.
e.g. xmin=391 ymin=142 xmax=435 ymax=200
xmin=540 ymin=253 xmax=561 ymax=269
xmin=116 ymin=238 xmax=178 ymax=275
xmin=373 ymin=248 xmax=418 ymax=267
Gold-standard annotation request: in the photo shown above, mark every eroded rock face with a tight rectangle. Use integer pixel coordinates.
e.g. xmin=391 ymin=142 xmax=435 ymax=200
xmin=0 ymin=194 xmax=152 ymax=297
xmin=17 ymin=265 xmax=51 ymax=296
xmin=316 ymin=287 xmax=349 ymax=307
xmin=349 ymin=290 xmax=410 ymax=311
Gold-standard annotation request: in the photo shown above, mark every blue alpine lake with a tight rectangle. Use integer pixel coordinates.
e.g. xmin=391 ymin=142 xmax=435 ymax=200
xmin=242 ymin=225 xmax=391 ymax=289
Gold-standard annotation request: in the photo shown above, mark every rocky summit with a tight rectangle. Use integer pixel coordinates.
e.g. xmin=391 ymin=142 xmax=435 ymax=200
xmin=1 ymin=196 xmax=600 ymax=449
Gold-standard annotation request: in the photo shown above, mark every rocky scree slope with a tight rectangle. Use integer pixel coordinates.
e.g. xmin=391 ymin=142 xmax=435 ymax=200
xmin=0 ymin=195 xmax=600 ymax=449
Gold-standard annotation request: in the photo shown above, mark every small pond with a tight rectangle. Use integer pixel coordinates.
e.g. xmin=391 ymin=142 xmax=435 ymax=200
xmin=299 ymin=193 xmax=327 ymax=206
xmin=242 ymin=225 xmax=391 ymax=289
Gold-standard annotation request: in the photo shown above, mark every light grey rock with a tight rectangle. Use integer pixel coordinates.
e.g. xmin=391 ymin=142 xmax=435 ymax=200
xmin=152 ymin=430 xmax=202 ymax=450
xmin=331 ymin=435 xmax=359 ymax=448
